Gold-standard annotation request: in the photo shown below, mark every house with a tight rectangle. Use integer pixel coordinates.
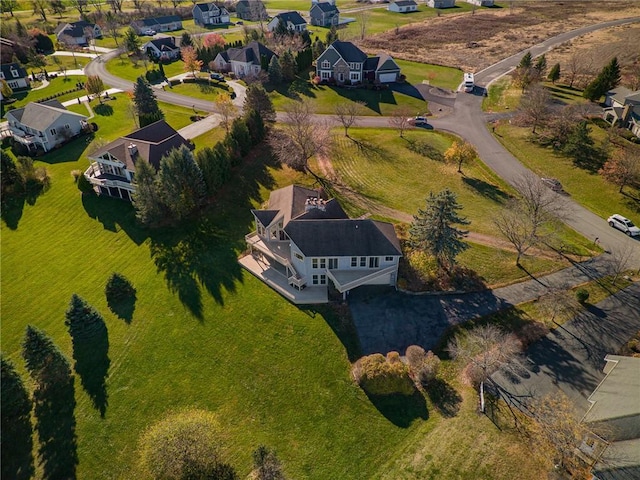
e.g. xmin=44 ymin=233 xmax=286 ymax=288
xmin=267 ymin=11 xmax=308 ymax=33
xmin=603 ymin=87 xmax=640 ymax=138
xmin=426 ymin=0 xmax=456 ymax=8
xmin=235 ymin=0 xmax=268 ymax=21
xmin=212 ymin=41 xmax=276 ymax=77
xmin=388 ymin=0 xmax=418 ymax=13
xmin=142 ymin=37 xmax=181 ymax=61
xmin=84 ymin=120 xmax=191 ymax=201
xmin=465 ymin=0 xmax=494 ymax=6
xmin=131 ymin=16 xmax=183 ymax=35
xmin=315 ymin=40 xmax=401 ymax=84
xmin=6 ymin=100 xmax=88 ymax=153
xmin=581 ymin=355 xmax=640 ymax=480
xmin=240 ymin=185 xmax=402 ymax=304
xmin=310 ymin=0 xmax=340 ymax=27
xmin=192 ymin=2 xmax=231 ymax=26
xmin=0 ymin=62 xmax=30 ymax=90
xmin=55 ymin=20 xmax=102 ymax=46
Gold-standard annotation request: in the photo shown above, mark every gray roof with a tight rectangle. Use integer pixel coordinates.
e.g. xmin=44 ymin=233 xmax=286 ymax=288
xmin=8 ymin=100 xmax=87 ymax=131
xmin=331 ymin=41 xmax=367 ymax=63
xmin=364 ymin=54 xmax=400 ymax=72
xmin=393 ymin=0 xmax=418 ymax=5
xmin=593 ymin=438 xmax=640 ymax=480
xmin=91 ymin=120 xmax=190 ymax=171
xmin=224 ymin=41 xmax=276 ymax=65
xmin=0 ymin=62 xmax=28 ymax=79
xmin=194 ymin=2 xmax=224 ymax=13
xmin=285 ymin=219 xmax=402 ymax=257
xmin=147 ymin=37 xmax=179 ymax=51
xmin=136 ymin=15 xmax=182 ymax=27
xmin=252 ymin=209 xmax=279 ymax=227
xmin=312 ymin=1 xmax=339 ymax=13
xmin=274 ymin=11 xmax=307 ymax=25
xmin=266 ymin=185 xmax=326 ymax=226
xmin=55 ymin=20 xmax=96 ymax=38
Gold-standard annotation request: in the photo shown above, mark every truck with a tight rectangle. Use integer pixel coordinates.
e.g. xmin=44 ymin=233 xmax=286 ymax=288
xmin=463 ymin=73 xmax=474 ymax=93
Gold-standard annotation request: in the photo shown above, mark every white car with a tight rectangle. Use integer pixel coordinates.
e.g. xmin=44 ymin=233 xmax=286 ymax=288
xmin=143 ymin=29 xmax=156 ymax=36
xmin=607 ymin=214 xmax=640 ymax=237
xmin=407 ymin=116 xmax=428 ymax=126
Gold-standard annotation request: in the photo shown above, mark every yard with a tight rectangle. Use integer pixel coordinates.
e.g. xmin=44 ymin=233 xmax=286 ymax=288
xmin=105 ymin=55 xmax=186 ymax=83
xmin=7 ymin=75 xmax=88 ymax=110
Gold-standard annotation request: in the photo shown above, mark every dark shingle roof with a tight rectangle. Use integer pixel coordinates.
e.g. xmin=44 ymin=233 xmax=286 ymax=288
xmin=148 ymin=37 xmax=179 ymax=51
xmin=394 ymin=0 xmax=418 ymax=6
xmin=313 ymin=1 xmax=339 ymax=13
xmin=0 ymin=62 xmax=28 ymax=79
xmin=364 ymin=54 xmax=400 ymax=72
xmin=138 ymin=15 xmax=182 ymax=27
xmin=252 ymin=210 xmax=279 ymax=227
xmin=275 ymin=11 xmax=306 ymax=25
xmin=331 ymin=41 xmax=367 ymax=63
xmin=55 ymin=20 xmax=96 ymax=38
xmin=226 ymin=41 xmax=276 ymax=65
xmin=285 ymin=219 xmax=402 ymax=257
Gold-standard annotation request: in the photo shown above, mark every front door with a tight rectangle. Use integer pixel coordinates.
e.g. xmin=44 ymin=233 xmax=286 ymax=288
xmin=338 ymin=72 xmax=344 ymax=82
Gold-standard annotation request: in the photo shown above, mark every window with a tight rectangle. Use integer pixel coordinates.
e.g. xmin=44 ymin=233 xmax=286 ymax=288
xmin=385 ymin=256 xmax=394 ymax=262
xmin=359 ymin=257 xmax=366 ymax=267
xmin=328 ymin=258 xmax=338 ymax=269
xmin=11 ymin=69 xmax=19 ymax=78
xmin=65 ymin=124 xmax=71 ymax=129
xmin=312 ymin=258 xmax=318 ymax=269
xmin=369 ymin=257 xmax=379 ymax=268
xmin=351 ymin=257 xmax=357 ymax=267
xmin=8 ymin=81 xmax=19 ymax=88
xmin=321 ymin=71 xmax=330 ymax=79
xmin=50 ymin=128 xmax=57 ymax=135
xmin=350 ymin=73 xmax=360 ymax=81
xmin=320 ymin=258 xmax=326 ymax=269
xmin=321 ymin=60 xmax=330 ymax=69
xmin=313 ymin=274 xmax=327 ymax=285
xmin=349 ymin=63 xmax=358 ymax=70
xmin=294 ymin=252 xmax=304 ymax=261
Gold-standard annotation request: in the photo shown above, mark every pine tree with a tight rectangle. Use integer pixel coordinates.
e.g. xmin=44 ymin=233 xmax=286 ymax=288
xmin=280 ymin=50 xmax=296 ymax=82
xmin=312 ymin=37 xmax=325 ymax=60
xmin=325 ymin=26 xmax=338 ymax=45
xmin=563 ymin=121 xmax=597 ymax=168
xmin=533 ymin=54 xmax=547 ymax=76
xmin=547 ymin=63 xmax=560 ymax=84
xmin=268 ymin=56 xmax=282 ymax=84
xmin=157 ymin=145 xmax=208 ymax=221
xmin=518 ymin=51 xmax=532 ymax=69
xmin=252 ymin=445 xmax=286 ymax=480
xmin=409 ymin=189 xmax=470 ymax=272
xmin=243 ymin=84 xmax=275 ymax=122
xmin=230 ymin=118 xmax=251 ymax=156
xmin=158 ymin=62 xmax=165 ymax=78
xmin=180 ymin=32 xmax=192 ymax=47
xmin=244 ymin=108 xmax=266 ymax=144
xmin=602 ymin=57 xmax=621 ymax=91
xmin=65 ymin=294 xmax=107 ymax=341
xmin=123 ymin=27 xmax=140 ymax=55
xmin=132 ymin=158 xmax=165 ymax=225
xmin=133 ymin=76 xmax=164 ymax=127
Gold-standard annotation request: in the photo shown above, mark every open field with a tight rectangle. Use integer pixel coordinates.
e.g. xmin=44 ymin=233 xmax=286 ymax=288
xmin=360 ymin=1 xmax=640 ymax=72
xmin=106 ymin=56 xmax=186 ymax=83
xmin=396 ymin=59 xmax=462 ymax=92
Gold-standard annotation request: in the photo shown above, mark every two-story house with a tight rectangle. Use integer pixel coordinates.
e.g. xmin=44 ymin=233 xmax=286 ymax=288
xmin=310 ymin=0 xmax=340 ymax=27
xmin=6 ymin=100 xmax=88 ymax=153
xmin=316 ymin=41 xmax=401 ymax=84
xmin=240 ymin=185 xmax=402 ymax=304
xmin=193 ymin=2 xmax=231 ymax=26
xmin=0 ymin=63 xmax=29 ymax=90
xmin=603 ymin=87 xmax=640 ymax=138
xmin=267 ymin=11 xmax=308 ymax=33
xmin=142 ymin=37 xmax=181 ymax=61
xmin=212 ymin=41 xmax=276 ymax=77
xmin=55 ymin=20 xmax=102 ymax=46
xmin=131 ymin=16 xmax=183 ymax=35
xmin=235 ymin=0 xmax=268 ymax=21
xmin=84 ymin=120 xmax=191 ymax=200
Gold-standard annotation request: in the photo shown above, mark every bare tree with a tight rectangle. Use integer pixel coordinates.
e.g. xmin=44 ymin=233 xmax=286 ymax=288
xmin=599 ymin=147 xmax=640 ymax=193
xmin=335 ymin=101 xmax=365 ymax=137
xmin=70 ymin=0 xmax=88 ymax=15
xmin=536 ymin=288 xmax=578 ymax=325
xmin=609 ymin=244 xmax=635 ymax=285
xmin=387 ymin=106 xmax=414 ymax=138
xmin=519 ymin=83 xmax=551 ymax=134
xmin=32 ymin=0 xmax=48 ymax=21
xmin=623 ymin=57 xmax=640 ymax=91
xmin=104 ymin=11 xmax=120 ymax=47
xmin=357 ymin=10 xmax=370 ymax=40
xmin=268 ymin=99 xmax=331 ymax=179
xmin=106 ymin=0 xmax=123 ymax=13
xmin=89 ymin=0 xmax=102 ymax=13
xmin=448 ymin=325 xmax=520 ymax=412
xmin=213 ymin=94 xmax=237 ymax=134
xmin=132 ymin=0 xmax=144 ymax=12
xmin=170 ymin=0 xmax=183 ymax=7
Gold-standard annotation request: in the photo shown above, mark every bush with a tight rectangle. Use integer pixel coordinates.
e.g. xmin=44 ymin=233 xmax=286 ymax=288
xmin=71 ymin=169 xmax=82 ymax=182
xmin=405 ymin=345 xmax=440 ymax=387
xmin=77 ymin=172 xmax=94 ymax=194
xmin=575 ymin=288 xmax=590 ymax=304
xmin=352 ymin=353 xmax=415 ymax=396
xmin=105 ymin=273 xmax=136 ymax=303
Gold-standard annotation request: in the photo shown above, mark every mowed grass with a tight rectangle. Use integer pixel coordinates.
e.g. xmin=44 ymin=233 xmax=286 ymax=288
xmin=8 ymin=76 xmax=87 ymax=110
xmin=396 ymin=59 xmax=463 ymax=91
xmin=106 ymin=56 xmax=186 ymax=83
xmin=169 ymin=80 xmax=232 ymax=101
xmin=494 ymin=123 xmax=640 ymax=221
xmin=482 ymin=76 xmax=522 ymax=112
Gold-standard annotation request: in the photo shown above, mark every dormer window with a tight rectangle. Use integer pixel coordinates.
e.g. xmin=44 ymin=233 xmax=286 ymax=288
xmin=321 ymin=60 xmax=330 ymax=69
xmin=11 ymin=69 xmax=19 ymax=78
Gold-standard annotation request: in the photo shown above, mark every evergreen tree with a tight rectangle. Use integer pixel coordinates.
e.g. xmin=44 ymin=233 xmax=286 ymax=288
xmin=518 ymin=51 xmax=532 ymax=69
xmin=602 ymin=56 xmax=621 ymax=91
xmin=312 ymin=37 xmax=325 ymax=60
xmin=409 ymin=189 xmax=470 ymax=272
xmin=563 ymin=120 xmax=598 ymax=169
xmin=123 ymin=27 xmax=140 ymax=55
xmin=230 ymin=118 xmax=252 ymax=156
xmin=325 ymin=26 xmax=338 ymax=45
xmin=132 ymin=158 xmax=165 ymax=226
xmin=157 ymin=146 xmax=208 ymax=221
xmin=180 ymin=31 xmax=192 ymax=47
xmin=268 ymin=56 xmax=282 ymax=84
xmin=252 ymin=445 xmax=286 ymax=480
xmin=158 ymin=62 xmax=165 ymax=78
xmin=547 ymin=63 xmax=560 ymax=84
xmin=1 ymin=150 xmax=20 ymax=194
xmin=280 ymin=50 xmax=296 ymax=82
xmin=244 ymin=108 xmax=266 ymax=144
xmin=133 ymin=76 xmax=164 ymax=127
xmin=533 ymin=54 xmax=547 ymax=76
xmin=243 ymin=83 xmax=275 ymax=122
xmin=1 ymin=356 xmax=34 ymax=480
xmin=65 ymin=294 xmax=107 ymax=340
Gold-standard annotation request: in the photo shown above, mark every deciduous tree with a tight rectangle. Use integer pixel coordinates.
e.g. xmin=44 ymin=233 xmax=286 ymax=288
xmin=202 ymin=32 xmax=225 ymax=48
xmin=70 ymin=0 xmax=87 ymax=15
xmin=49 ymin=0 xmax=66 ymax=18
xmin=409 ymin=188 xmax=470 ymax=272
xmin=1 ymin=0 xmax=18 ymax=16
xmin=444 ymin=140 xmax=477 ymax=173
xmin=599 ymin=147 xmax=640 ymax=193
xmin=352 ymin=352 xmax=415 ymax=396
xmin=335 ymin=101 xmax=365 ymax=137
xmin=387 ymin=106 xmax=413 ymax=137
xmin=104 ymin=11 xmax=120 ymax=47
xmin=518 ymin=83 xmax=551 ymax=134
xmin=31 ymin=0 xmax=48 ymax=22
xmin=181 ymin=46 xmax=202 ymax=78
xmin=214 ymin=93 xmax=237 ymax=134
xmin=85 ymin=75 xmax=105 ymax=103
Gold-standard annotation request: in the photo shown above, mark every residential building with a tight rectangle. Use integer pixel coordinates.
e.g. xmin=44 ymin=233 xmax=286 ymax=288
xmin=426 ymin=0 xmax=456 ymax=8
xmin=235 ymin=0 xmax=268 ymax=21
xmin=267 ymin=11 xmax=308 ymax=33
xmin=240 ymin=185 xmax=402 ymax=304
xmin=212 ymin=41 xmax=276 ymax=77
xmin=388 ymin=0 xmax=418 ymax=12
xmin=465 ymin=0 xmax=494 ymax=5
xmin=582 ymin=355 xmax=640 ymax=480
xmin=131 ymin=16 xmax=183 ymax=35
xmin=142 ymin=37 xmax=181 ymax=61
xmin=315 ymin=40 xmax=401 ymax=84
xmin=6 ymin=100 xmax=88 ymax=153
xmin=84 ymin=120 xmax=191 ymax=200
xmin=55 ymin=20 xmax=102 ymax=46
xmin=0 ymin=62 xmax=29 ymax=90
xmin=603 ymin=87 xmax=640 ymax=138
xmin=310 ymin=0 xmax=340 ymax=27
xmin=193 ymin=2 xmax=231 ymax=26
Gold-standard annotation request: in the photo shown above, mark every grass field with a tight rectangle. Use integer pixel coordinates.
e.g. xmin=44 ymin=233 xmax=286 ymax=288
xmin=396 ymin=60 xmax=462 ymax=91
xmin=169 ymin=80 xmax=232 ymax=102
xmin=106 ymin=56 xmax=186 ymax=83
xmin=482 ymin=76 xmax=521 ymax=112
xmin=7 ymin=76 xmax=88 ymax=110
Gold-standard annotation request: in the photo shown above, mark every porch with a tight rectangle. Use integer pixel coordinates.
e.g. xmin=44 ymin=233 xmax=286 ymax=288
xmin=239 ymin=254 xmax=328 ymax=304
xmin=327 ymin=264 xmax=397 ymax=294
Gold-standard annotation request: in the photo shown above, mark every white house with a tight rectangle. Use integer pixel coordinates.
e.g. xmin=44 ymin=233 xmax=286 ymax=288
xmin=192 ymin=2 xmax=231 ymax=26
xmin=240 ymin=185 xmax=402 ymax=304
xmin=212 ymin=41 xmax=276 ymax=77
xmin=388 ymin=0 xmax=418 ymax=13
xmin=267 ymin=11 xmax=308 ymax=33
xmin=0 ymin=63 xmax=29 ymax=90
xmin=55 ymin=20 xmax=102 ymax=46
xmin=426 ymin=0 xmax=456 ymax=8
xmin=84 ymin=120 xmax=192 ymax=200
xmin=465 ymin=0 xmax=494 ymax=6
xmin=6 ymin=100 xmax=88 ymax=153
xmin=142 ymin=37 xmax=181 ymax=61
xmin=131 ymin=15 xmax=182 ymax=35
xmin=603 ymin=87 xmax=640 ymax=138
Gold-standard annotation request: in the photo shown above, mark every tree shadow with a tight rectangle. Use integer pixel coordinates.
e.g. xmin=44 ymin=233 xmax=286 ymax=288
xmin=405 ymin=138 xmax=444 ymax=161
xmin=333 ymin=85 xmax=398 ymax=115
xmin=365 ymin=390 xmax=429 ymax=427
xmin=107 ymin=295 xmax=136 ymax=324
xmin=70 ymin=318 xmax=110 ymax=417
xmin=426 ymin=378 xmax=462 ymax=418
xmin=1 ymin=179 xmax=50 ymax=230
xmin=462 ymin=176 xmax=510 ymax=204
xmin=82 ymin=193 xmax=149 ymax=245
xmin=349 ymin=136 xmax=391 ymax=162
xmin=302 ymin=303 xmax=362 ymax=362
xmin=94 ymin=103 xmax=113 ymax=116
xmin=1 ymin=358 xmax=35 ymax=480
xmin=37 ymin=133 xmax=94 ymax=165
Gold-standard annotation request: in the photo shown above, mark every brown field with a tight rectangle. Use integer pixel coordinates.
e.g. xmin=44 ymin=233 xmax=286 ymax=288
xmin=360 ymin=1 xmax=640 ymax=72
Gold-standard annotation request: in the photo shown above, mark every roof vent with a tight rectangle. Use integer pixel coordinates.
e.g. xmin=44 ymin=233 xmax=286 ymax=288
xmin=305 ymin=197 xmax=326 ymax=212
xmin=128 ymin=143 xmax=138 ymax=156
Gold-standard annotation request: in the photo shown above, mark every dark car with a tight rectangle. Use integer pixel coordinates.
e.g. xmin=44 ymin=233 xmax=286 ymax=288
xmin=541 ymin=177 xmax=563 ymax=192
xmin=210 ymin=73 xmax=225 ymax=81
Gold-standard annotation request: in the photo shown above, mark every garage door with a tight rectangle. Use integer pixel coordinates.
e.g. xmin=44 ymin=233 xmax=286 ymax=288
xmin=378 ymin=72 xmax=397 ymax=83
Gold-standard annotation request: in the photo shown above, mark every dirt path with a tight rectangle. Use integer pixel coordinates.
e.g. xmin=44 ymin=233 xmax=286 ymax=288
xmin=316 ymin=154 xmax=567 ymax=261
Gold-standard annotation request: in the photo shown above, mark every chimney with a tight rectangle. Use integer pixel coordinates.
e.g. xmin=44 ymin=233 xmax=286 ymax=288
xmin=621 ymin=104 xmax=632 ymax=124
xmin=128 ymin=143 xmax=138 ymax=156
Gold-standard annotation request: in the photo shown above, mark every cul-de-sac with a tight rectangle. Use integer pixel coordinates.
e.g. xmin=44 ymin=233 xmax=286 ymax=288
xmin=2 ymin=1 xmax=640 ymax=479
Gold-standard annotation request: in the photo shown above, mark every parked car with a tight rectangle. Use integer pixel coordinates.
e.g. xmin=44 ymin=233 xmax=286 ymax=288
xmin=210 ymin=73 xmax=225 ymax=81
xmin=408 ymin=116 xmax=428 ymax=126
xmin=143 ymin=29 xmax=156 ymax=36
xmin=607 ymin=214 xmax=640 ymax=236
xmin=541 ymin=177 xmax=563 ymax=192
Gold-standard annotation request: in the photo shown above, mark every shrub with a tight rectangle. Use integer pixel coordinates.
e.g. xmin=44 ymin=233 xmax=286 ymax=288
xmin=405 ymin=345 xmax=440 ymax=387
xmin=105 ymin=273 xmax=136 ymax=303
xmin=71 ymin=169 xmax=81 ymax=182
xmin=352 ymin=353 xmax=415 ymax=396
xmin=575 ymin=288 xmax=590 ymax=304
xmin=77 ymin=172 xmax=94 ymax=194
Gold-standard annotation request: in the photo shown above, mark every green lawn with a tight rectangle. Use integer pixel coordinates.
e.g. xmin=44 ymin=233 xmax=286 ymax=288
xmin=269 ymin=81 xmax=427 ymax=115
xmin=46 ymin=54 xmax=90 ymax=71
xmin=7 ymin=76 xmax=88 ymax=110
xmin=105 ymin=55 xmax=185 ymax=83
xmin=265 ymin=0 xmax=361 ymax=10
xmin=482 ymin=76 xmax=522 ymax=112
xmin=169 ymin=80 xmax=232 ymax=102
xmin=494 ymin=123 xmax=640 ymax=222
xmin=396 ymin=60 xmax=462 ymax=92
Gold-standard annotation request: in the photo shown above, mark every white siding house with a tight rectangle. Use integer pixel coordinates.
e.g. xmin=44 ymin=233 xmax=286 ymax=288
xmin=388 ymin=0 xmax=418 ymax=13
xmin=426 ymin=0 xmax=456 ymax=8
xmin=0 ymin=63 xmax=29 ymax=90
